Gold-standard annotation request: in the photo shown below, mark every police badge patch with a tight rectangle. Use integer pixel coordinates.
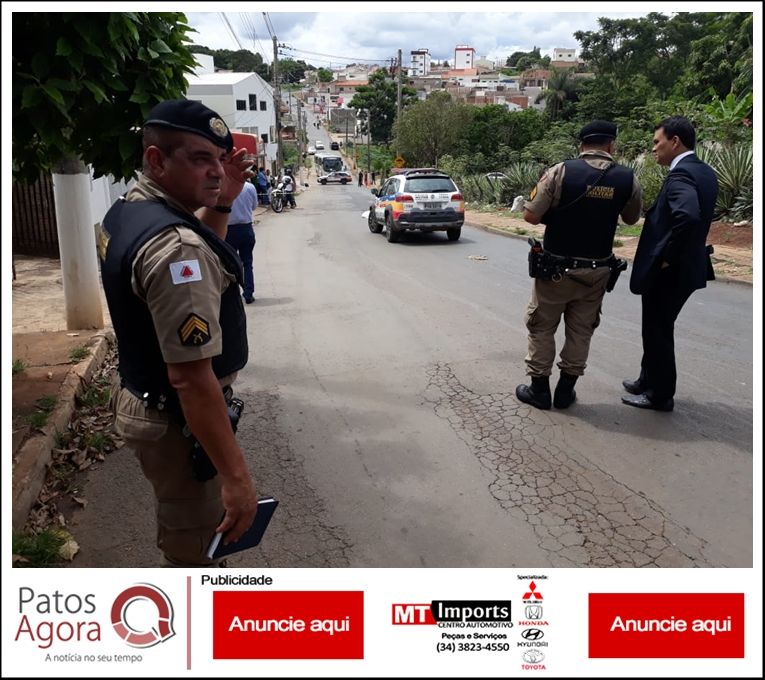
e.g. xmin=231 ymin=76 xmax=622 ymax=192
xmin=178 ymin=313 xmax=212 ymax=346
xmin=209 ymin=117 xmax=228 ymax=138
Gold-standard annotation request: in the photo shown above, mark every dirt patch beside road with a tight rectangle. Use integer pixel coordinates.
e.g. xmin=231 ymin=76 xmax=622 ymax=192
xmin=465 ymin=208 xmax=753 ymax=284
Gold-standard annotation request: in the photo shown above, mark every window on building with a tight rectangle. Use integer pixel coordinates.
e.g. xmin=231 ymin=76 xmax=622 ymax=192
xmin=260 ymin=101 xmax=267 ymax=111
xmin=249 ymin=94 xmax=257 ymax=110
xmin=261 ymin=133 xmax=269 ymax=146
xmin=236 ymin=100 xmax=246 ymax=111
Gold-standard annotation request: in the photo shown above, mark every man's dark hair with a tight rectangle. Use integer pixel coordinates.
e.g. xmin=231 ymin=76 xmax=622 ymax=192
xmin=142 ymin=126 xmax=184 ymax=156
xmin=655 ymin=116 xmax=696 ymax=150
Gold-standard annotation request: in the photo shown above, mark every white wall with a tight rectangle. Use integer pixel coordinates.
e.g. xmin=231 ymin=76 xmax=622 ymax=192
xmin=187 ymin=74 xmax=278 ymax=165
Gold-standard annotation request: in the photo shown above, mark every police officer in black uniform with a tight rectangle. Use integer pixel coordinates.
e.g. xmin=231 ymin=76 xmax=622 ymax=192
xmin=99 ymin=100 xmax=259 ymax=566
xmin=517 ymin=120 xmax=643 ymax=410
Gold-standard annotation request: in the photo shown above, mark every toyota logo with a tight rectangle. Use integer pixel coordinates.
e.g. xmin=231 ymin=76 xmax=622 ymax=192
xmin=521 ymin=628 xmax=544 ymax=640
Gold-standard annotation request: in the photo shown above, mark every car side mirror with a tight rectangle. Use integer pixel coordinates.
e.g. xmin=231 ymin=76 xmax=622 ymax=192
xmin=370 ymin=188 xmax=378 ymax=196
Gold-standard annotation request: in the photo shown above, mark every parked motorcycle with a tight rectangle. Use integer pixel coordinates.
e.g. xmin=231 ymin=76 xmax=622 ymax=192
xmin=270 ymin=182 xmax=285 ymax=213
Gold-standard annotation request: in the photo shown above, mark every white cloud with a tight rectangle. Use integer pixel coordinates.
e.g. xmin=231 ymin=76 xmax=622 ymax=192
xmin=186 ymin=9 xmax=652 ymax=67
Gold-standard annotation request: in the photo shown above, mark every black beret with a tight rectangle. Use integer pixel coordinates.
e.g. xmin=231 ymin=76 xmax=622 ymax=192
xmin=579 ymin=120 xmax=617 ymax=141
xmin=145 ymin=99 xmax=233 ymax=152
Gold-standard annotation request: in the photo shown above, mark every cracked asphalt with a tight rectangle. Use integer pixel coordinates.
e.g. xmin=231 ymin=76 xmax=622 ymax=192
xmin=424 ymin=362 xmax=709 ymax=567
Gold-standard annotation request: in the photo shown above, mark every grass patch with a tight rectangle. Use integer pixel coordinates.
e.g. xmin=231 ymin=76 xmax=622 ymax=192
xmin=12 ymin=359 xmax=27 ymax=375
xmin=79 ymin=383 xmax=111 ymax=409
xmin=69 ymin=345 xmax=90 ymax=362
xmin=85 ymin=431 xmax=111 ymax=452
xmin=28 ymin=395 xmax=57 ymax=429
xmin=616 ymin=224 xmax=643 ymax=237
xmin=514 ymin=227 xmax=529 ymax=236
xmin=12 ymin=530 xmax=65 ymax=567
xmin=613 ymin=239 xmax=624 ymax=248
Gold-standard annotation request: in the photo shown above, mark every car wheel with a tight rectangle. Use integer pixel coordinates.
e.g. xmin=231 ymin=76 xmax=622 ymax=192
xmin=341 ymin=179 xmax=348 ymax=184
xmin=385 ymin=214 xmax=400 ymax=243
xmin=368 ymin=208 xmax=382 ymax=233
xmin=320 ymin=179 xmax=327 ymax=185
xmin=446 ymin=228 xmax=461 ymax=241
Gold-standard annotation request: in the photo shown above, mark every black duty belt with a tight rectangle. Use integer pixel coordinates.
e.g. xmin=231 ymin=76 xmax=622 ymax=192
xmin=121 ymin=379 xmax=180 ymax=413
xmin=558 ymin=257 xmax=613 ymax=270
xmin=121 ymin=379 xmax=233 ymax=413
xmin=228 ymin=222 xmax=253 ymax=228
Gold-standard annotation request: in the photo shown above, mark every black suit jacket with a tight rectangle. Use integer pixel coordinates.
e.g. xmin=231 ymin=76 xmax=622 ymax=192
xmin=630 ymin=154 xmax=719 ymax=294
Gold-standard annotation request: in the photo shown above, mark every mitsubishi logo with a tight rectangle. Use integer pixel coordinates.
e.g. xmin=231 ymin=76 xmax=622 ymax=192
xmin=523 ymin=581 xmax=543 ymax=601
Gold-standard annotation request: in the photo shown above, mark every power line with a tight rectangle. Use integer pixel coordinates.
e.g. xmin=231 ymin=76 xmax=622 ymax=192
xmin=219 ymin=12 xmax=243 ymax=50
xmin=281 ymin=45 xmax=389 ymax=63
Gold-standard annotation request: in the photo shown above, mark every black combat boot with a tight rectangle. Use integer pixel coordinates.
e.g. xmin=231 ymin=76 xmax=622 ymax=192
xmin=553 ymin=372 xmax=578 ymax=409
xmin=516 ymin=376 xmax=552 ymax=410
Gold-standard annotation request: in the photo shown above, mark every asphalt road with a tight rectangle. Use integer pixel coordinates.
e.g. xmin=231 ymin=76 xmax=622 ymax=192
xmin=68 ymin=166 xmax=754 ymax=570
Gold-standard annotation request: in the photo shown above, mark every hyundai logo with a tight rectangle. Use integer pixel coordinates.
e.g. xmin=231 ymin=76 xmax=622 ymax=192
xmin=521 ymin=628 xmax=545 ymax=640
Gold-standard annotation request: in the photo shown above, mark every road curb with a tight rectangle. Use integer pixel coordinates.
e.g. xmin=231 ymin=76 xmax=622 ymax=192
xmin=464 ymin=219 xmax=752 ymax=287
xmin=12 ymin=331 xmax=115 ymax=532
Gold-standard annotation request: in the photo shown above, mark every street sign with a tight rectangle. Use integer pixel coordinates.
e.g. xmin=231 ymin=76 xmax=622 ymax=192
xmin=394 ymin=156 xmax=406 ymax=168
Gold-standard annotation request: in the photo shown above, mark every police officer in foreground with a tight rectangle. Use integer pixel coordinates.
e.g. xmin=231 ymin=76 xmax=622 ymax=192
xmin=99 ymin=100 xmax=259 ymax=566
xmin=516 ymin=120 xmax=643 ymax=410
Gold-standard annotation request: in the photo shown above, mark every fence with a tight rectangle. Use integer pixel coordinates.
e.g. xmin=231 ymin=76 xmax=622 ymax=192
xmin=12 ymin=173 xmax=59 ymax=258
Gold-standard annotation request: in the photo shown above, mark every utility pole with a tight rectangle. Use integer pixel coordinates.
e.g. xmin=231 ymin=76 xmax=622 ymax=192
xmin=397 ymin=49 xmax=403 ymax=121
xmin=296 ymin=98 xmax=303 ymax=182
xmin=367 ymin=109 xmax=371 ymax=175
xmin=272 ymin=35 xmax=283 ymax=171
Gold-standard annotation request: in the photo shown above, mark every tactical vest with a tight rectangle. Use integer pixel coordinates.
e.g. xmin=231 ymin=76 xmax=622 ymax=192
xmin=542 ymin=159 xmax=634 ymax=259
xmin=101 ymin=199 xmax=248 ymax=402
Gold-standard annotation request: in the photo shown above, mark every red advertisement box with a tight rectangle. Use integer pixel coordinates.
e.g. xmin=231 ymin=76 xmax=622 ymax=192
xmin=213 ymin=591 xmax=364 ymax=659
xmin=589 ymin=593 xmax=744 ymax=658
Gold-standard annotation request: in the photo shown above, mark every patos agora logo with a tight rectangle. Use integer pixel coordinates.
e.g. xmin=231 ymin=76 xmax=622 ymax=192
xmin=111 ymin=584 xmax=175 ymax=648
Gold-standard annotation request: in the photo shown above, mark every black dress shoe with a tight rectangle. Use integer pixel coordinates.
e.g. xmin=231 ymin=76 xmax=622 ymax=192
xmin=622 ymin=378 xmax=645 ymax=395
xmin=243 ymin=296 xmax=255 ymax=304
xmin=621 ymin=394 xmax=674 ymax=412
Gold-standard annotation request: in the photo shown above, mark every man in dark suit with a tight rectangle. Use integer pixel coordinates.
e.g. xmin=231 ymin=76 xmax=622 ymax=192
xmin=622 ymin=116 xmax=719 ymax=411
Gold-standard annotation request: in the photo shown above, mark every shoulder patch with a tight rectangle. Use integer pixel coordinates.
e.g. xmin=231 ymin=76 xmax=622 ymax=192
xmin=529 ymin=186 xmax=538 ymax=200
xmin=178 ymin=313 xmax=212 ymax=346
xmin=170 ymin=259 xmax=203 ymax=285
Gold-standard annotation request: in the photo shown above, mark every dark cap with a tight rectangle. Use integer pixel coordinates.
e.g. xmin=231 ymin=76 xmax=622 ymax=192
xmin=579 ymin=120 xmax=617 ymax=142
xmin=145 ymin=99 xmax=233 ymax=151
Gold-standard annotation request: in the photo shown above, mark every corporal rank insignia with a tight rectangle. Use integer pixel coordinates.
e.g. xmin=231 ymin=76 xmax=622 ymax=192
xmin=178 ymin=313 xmax=211 ymax=346
xmin=529 ymin=186 xmax=538 ymax=200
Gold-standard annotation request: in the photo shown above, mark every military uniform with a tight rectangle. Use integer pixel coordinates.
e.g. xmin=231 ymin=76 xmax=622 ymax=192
xmin=100 ymin=100 xmax=250 ymax=566
xmin=518 ymin=120 xmax=642 ymax=409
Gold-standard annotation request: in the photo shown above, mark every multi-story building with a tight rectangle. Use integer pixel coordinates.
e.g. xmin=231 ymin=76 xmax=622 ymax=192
xmin=409 ymin=48 xmax=431 ymax=77
xmin=186 ymin=64 xmax=278 ymax=170
xmin=454 ymin=45 xmax=475 ymax=70
xmin=550 ymin=47 xmax=579 ymax=70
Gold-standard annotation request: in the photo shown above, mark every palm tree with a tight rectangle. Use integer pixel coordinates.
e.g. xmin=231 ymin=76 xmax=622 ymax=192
xmin=535 ymin=68 xmax=578 ymax=121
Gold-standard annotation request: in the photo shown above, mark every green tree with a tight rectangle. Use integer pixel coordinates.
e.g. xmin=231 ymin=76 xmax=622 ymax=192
xmin=349 ymin=70 xmax=416 ymax=142
xmin=674 ymin=13 xmax=753 ymax=100
xmin=392 ymin=91 xmax=473 ymax=168
xmin=507 ymin=47 xmax=541 ymax=68
xmin=460 ymin=106 xmax=545 ymax=162
xmin=13 ymin=12 xmax=200 ymax=329
xmin=535 ymin=68 xmax=579 ymax=121
xmin=13 ymin=12 xmax=198 ymax=182
xmin=317 ymin=67 xmax=333 ymax=83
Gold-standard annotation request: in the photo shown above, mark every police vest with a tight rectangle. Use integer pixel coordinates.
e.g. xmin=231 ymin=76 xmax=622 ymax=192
xmin=542 ymin=159 xmax=634 ymax=259
xmin=100 ymin=199 xmax=248 ymax=401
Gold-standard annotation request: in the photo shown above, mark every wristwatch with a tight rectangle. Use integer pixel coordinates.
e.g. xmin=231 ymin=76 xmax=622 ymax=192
xmin=213 ymin=205 xmax=232 ymax=213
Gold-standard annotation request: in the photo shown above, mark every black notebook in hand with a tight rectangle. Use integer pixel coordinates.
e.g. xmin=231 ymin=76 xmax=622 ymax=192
xmin=206 ymin=497 xmax=279 ymax=560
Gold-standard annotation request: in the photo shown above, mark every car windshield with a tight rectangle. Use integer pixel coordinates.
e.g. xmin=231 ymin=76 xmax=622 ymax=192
xmin=404 ymin=177 xmax=457 ymax=193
